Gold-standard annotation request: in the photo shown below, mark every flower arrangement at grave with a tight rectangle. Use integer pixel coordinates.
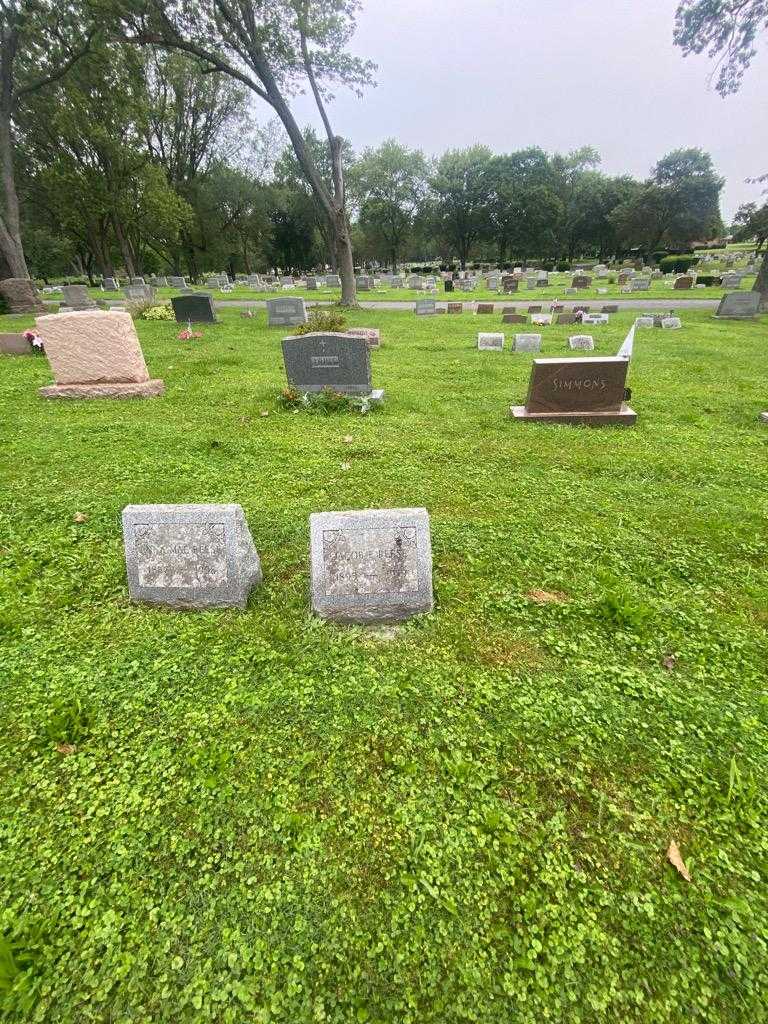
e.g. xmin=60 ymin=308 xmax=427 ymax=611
xmin=23 ymin=329 xmax=45 ymax=352
xmin=178 ymin=322 xmax=203 ymax=341
xmin=278 ymin=386 xmax=375 ymax=416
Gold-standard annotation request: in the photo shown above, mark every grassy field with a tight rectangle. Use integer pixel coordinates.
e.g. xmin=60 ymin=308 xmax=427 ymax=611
xmin=1 ymin=307 xmax=767 ymax=1022
xmin=79 ymin=272 xmax=758 ymax=307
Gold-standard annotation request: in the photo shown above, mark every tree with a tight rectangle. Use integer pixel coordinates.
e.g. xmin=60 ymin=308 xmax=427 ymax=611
xmin=273 ymin=127 xmax=354 ymax=271
xmin=732 ymin=201 xmax=768 ymax=253
xmin=119 ymin=0 xmax=375 ymax=306
xmin=0 ymin=1 xmax=95 ymax=277
xmin=430 ymin=146 xmax=492 ymax=268
xmin=482 ymin=149 xmax=561 ymax=264
xmin=674 ymin=0 xmax=767 ymax=96
xmin=350 ymin=140 xmax=428 ymax=270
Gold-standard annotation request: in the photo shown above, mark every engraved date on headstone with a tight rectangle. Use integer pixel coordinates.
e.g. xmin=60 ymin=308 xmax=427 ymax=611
xmin=135 ymin=523 xmax=228 ymax=588
xmin=322 ymin=526 xmax=419 ymax=596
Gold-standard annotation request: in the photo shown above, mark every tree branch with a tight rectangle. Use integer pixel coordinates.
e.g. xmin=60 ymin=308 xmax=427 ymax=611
xmin=16 ymin=28 xmax=99 ymax=102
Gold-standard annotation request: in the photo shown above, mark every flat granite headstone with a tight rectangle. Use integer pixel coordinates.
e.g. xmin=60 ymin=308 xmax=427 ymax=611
xmin=531 ymin=313 xmax=552 ymax=325
xmin=714 ymin=291 xmax=760 ymax=320
xmin=122 ymin=503 xmax=262 ymax=609
xmin=511 ymin=354 xmax=635 ymax=426
xmin=267 ymin=296 xmax=308 ymax=327
xmin=36 ymin=310 xmax=164 ymax=399
xmin=415 ymin=299 xmax=436 ymax=315
xmin=447 ymin=302 xmax=463 ymax=314
xmin=661 ymin=317 xmax=682 ymax=329
xmin=171 ymin=294 xmax=217 ymax=324
xmin=0 ymin=333 xmax=34 ymax=355
xmin=345 ymin=327 xmax=381 ymax=350
xmin=635 ymin=316 xmax=654 ymax=328
xmin=503 ymin=313 xmax=527 ymax=324
xmin=309 ymin=507 xmax=433 ymax=624
xmin=527 ymin=305 xmax=542 ymax=314
xmin=477 ymin=332 xmax=504 ymax=351
xmin=555 ymin=313 xmax=577 ymax=325
xmin=569 ymin=335 xmax=595 ymax=350
xmin=513 ymin=334 xmax=542 ymax=353
xmin=282 ymin=332 xmax=381 ymax=398
xmin=476 ymin=303 xmax=494 ymax=314
xmin=601 ymin=304 xmax=619 ymax=313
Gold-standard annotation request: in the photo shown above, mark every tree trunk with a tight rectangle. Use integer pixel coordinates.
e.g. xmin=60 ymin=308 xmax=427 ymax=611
xmin=0 ymin=87 xmax=29 ymax=278
xmin=753 ymin=254 xmax=768 ymax=311
xmin=112 ymin=216 xmax=136 ymax=278
xmin=332 ymin=210 xmax=355 ymax=305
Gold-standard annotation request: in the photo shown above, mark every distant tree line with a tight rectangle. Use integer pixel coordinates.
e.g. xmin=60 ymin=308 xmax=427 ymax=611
xmin=2 ymin=0 xmax=765 ymax=294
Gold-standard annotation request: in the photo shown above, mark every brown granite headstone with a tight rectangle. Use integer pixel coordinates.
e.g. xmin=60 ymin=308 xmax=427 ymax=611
xmin=572 ymin=275 xmax=592 ymax=289
xmin=503 ymin=313 xmax=527 ymax=324
xmin=527 ymin=305 xmax=542 ymax=313
xmin=476 ymin=303 xmax=494 ymax=314
xmin=674 ymin=276 xmax=693 ymax=290
xmin=601 ymin=304 xmax=619 ymax=313
xmin=554 ymin=313 xmax=577 ymax=325
xmin=0 ymin=277 xmax=46 ymax=314
xmin=447 ymin=302 xmax=463 ymax=314
xmin=510 ymin=355 xmax=636 ymax=426
xmin=502 ymin=276 xmax=518 ymax=293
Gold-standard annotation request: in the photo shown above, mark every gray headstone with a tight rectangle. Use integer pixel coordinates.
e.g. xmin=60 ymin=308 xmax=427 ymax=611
xmin=168 ymin=276 xmax=187 ymax=289
xmin=415 ymin=299 xmax=436 ymax=315
xmin=477 ymin=332 xmax=504 ymax=351
xmin=721 ymin=273 xmax=741 ymax=289
xmin=103 ymin=277 xmax=118 ymax=291
xmin=325 ymin=274 xmax=341 ymax=288
xmin=282 ymin=332 xmax=377 ymax=395
xmin=171 ymin=294 xmax=217 ymax=324
xmin=513 ymin=334 xmax=542 ymax=353
xmin=124 ymin=284 xmax=155 ymax=303
xmin=715 ymin=291 xmax=760 ymax=319
xmin=122 ymin=503 xmax=262 ymax=609
xmin=131 ymin=277 xmax=146 ymax=286
xmin=309 ymin=507 xmax=433 ymax=623
xmin=569 ymin=335 xmax=595 ymax=350
xmin=267 ymin=297 xmax=308 ymax=327
xmin=62 ymin=285 xmax=97 ymax=311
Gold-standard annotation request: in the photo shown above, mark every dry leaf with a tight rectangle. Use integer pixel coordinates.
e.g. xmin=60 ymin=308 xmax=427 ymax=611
xmin=56 ymin=743 xmax=77 ymax=756
xmin=667 ymin=840 xmax=691 ymax=881
xmin=527 ymin=589 xmax=569 ymax=604
xmin=343 ymin=435 xmax=353 ymax=444
xmin=340 ymin=462 xmax=351 ymax=471
xmin=260 ymin=411 xmax=269 ymax=417
xmin=662 ymin=654 xmax=677 ymax=671
xmin=73 ymin=512 xmax=87 ymax=524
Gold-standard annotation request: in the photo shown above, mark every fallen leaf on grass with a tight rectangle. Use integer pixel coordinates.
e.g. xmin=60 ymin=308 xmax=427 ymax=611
xmin=73 ymin=512 xmax=87 ymax=524
xmin=667 ymin=840 xmax=691 ymax=881
xmin=527 ymin=589 xmax=569 ymax=604
xmin=340 ymin=462 xmax=351 ymax=471
xmin=343 ymin=435 xmax=353 ymax=444
xmin=56 ymin=743 xmax=77 ymax=756
xmin=260 ymin=411 xmax=269 ymax=417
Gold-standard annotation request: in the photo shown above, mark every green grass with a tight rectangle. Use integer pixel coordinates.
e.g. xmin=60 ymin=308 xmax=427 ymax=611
xmin=1 ymin=308 xmax=767 ymax=1022
xmin=82 ymin=271 xmax=758 ymax=306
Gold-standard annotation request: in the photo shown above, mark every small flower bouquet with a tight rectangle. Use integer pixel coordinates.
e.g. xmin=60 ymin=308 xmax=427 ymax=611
xmin=23 ymin=329 xmax=44 ymax=353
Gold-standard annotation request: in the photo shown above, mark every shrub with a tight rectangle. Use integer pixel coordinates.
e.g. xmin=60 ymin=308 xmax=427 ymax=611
xmin=540 ymin=261 xmax=554 ymax=272
xmin=659 ymin=255 xmax=700 ymax=275
xmin=141 ymin=304 xmax=176 ymax=322
xmin=294 ymin=310 xmax=347 ymax=335
xmin=556 ymin=260 xmax=570 ymax=272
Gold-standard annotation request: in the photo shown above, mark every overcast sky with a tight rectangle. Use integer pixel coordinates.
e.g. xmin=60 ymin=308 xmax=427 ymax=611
xmin=289 ymin=0 xmax=767 ymax=222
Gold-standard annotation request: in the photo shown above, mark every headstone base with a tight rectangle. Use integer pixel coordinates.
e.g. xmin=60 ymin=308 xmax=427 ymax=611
xmin=760 ymin=412 xmax=768 ymax=424
xmin=509 ymin=404 xmax=637 ymax=427
xmin=39 ymin=379 xmax=165 ymax=399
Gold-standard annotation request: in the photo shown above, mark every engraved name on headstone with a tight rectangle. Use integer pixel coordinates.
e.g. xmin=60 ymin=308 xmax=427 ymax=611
xmin=122 ymin=504 xmax=262 ymax=609
xmin=511 ymin=355 xmax=636 ymax=425
xmin=309 ymin=507 xmax=434 ymax=623
xmin=281 ymin=332 xmax=382 ymax=397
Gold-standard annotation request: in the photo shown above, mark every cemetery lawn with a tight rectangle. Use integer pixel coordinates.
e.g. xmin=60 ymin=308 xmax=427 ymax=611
xmin=2 ymin=308 xmax=768 ymax=1023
